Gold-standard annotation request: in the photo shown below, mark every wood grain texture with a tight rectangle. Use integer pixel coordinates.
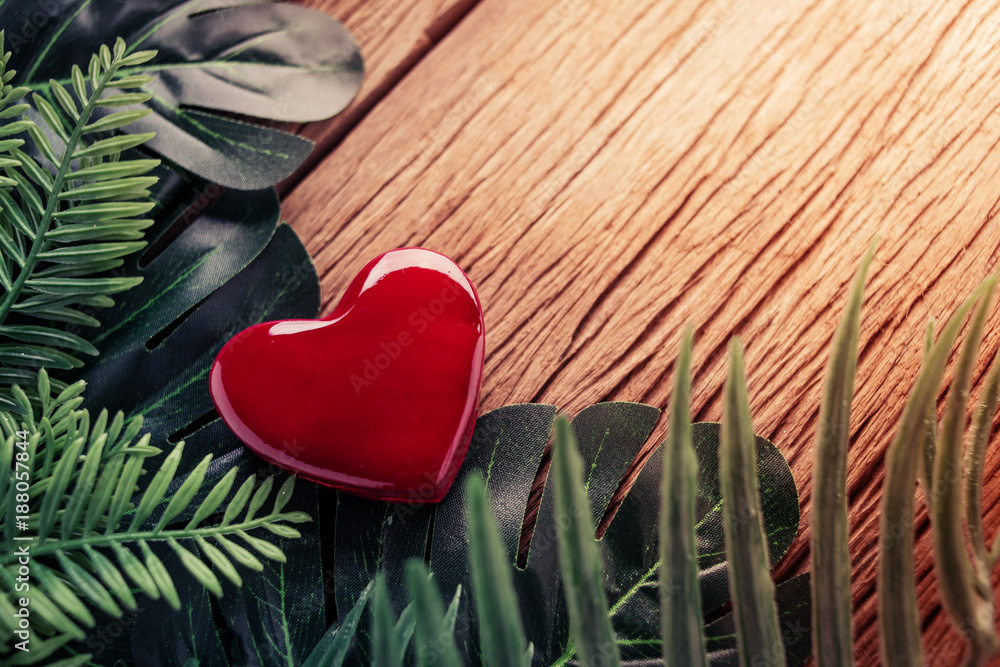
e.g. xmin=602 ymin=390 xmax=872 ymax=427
xmin=280 ymin=0 xmax=480 ymax=195
xmin=285 ymin=0 xmax=1000 ymax=663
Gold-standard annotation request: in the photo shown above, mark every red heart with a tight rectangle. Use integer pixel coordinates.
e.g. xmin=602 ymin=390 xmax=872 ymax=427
xmin=209 ymin=248 xmax=485 ymax=504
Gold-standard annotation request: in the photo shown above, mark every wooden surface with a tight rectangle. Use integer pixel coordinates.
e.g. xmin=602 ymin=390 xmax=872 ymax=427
xmin=285 ymin=0 xmax=1000 ymax=663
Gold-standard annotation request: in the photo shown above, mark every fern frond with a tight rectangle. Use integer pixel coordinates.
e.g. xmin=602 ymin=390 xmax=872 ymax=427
xmin=0 ymin=377 xmax=308 ymax=660
xmin=0 ymin=33 xmax=160 ymax=413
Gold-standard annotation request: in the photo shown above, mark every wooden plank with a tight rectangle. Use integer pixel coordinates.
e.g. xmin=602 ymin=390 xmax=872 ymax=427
xmin=284 ymin=0 xmax=1000 ymax=662
xmin=282 ymin=0 xmax=480 ymax=194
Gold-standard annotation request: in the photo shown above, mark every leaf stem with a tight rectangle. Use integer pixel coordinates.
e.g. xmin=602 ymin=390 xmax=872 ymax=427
xmin=0 ymin=511 xmax=301 ymax=564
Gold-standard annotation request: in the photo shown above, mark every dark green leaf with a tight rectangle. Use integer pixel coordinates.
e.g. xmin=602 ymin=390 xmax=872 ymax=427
xmin=131 ymin=541 xmax=226 ymax=664
xmin=7 ymin=0 xmax=364 ymax=188
xmin=303 ymin=581 xmax=373 ymax=667
xmin=337 ymin=402 xmax=801 ymax=666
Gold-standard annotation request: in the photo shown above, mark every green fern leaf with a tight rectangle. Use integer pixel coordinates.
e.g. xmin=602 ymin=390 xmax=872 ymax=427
xmin=0 ymin=34 xmax=161 ymax=410
xmin=0 ymin=379 xmax=310 ymax=655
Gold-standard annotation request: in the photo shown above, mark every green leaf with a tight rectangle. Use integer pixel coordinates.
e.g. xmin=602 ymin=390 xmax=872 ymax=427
xmin=69 ymin=158 xmax=160 ymax=181
xmin=83 ymin=449 xmax=124 ymax=535
xmin=223 ymin=475 xmax=257 ymax=527
xmin=45 ymin=219 xmax=152 ymax=242
xmin=238 ymin=530 xmax=286 ymax=563
xmin=84 ymin=544 xmax=137 ymax=610
xmin=406 ymin=561 xmax=462 ymax=667
xmin=465 ymin=474 xmax=530 ymax=666
xmin=0 ymin=189 xmax=33 ymax=237
xmin=216 ymin=534 xmax=263 ymax=572
xmin=930 ymin=277 xmax=997 ymax=649
xmin=111 ymin=542 xmax=159 ymax=600
xmin=186 ymin=467 xmax=238 ymax=528
xmin=153 ymin=453 xmax=211 ymax=531
xmin=130 ymin=440 xmax=184 ymax=529
xmin=721 ymin=338 xmax=784 ymax=665
xmin=73 ymin=132 xmax=156 ymax=158
xmin=0 ymin=325 xmax=98 ymax=355
xmin=273 ymin=474 xmax=296 ymax=513
xmin=33 ymin=561 xmax=95 ymax=626
xmin=117 ymin=50 xmax=158 ymax=68
xmin=195 ymin=536 xmax=241 ymax=587
xmin=82 ymin=108 xmax=151 ymax=133
xmin=109 ymin=74 xmax=154 ymax=89
xmin=967 ymin=347 xmax=1000 ymax=572
xmin=27 ymin=123 xmax=58 ymax=165
xmin=24 ymin=276 xmax=143 ymax=295
xmin=246 ymin=475 xmax=274 ymax=522
xmin=32 ymin=94 xmax=69 ymax=142
xmin=811 ymin=242 xmax=874 ymax=667
xmin=38 ymin=241 xmax=147 ymax=264
xmin=262 ymin=523 xmax=301 ymax=539
xmin=50 ymin=79 xmax=79 ymax=120
xmin=53 ymin=200 xmax=155 ymax=222
xmin=552 ymin=416 xmax=621 ymax=666
xmin=878 ymin=279 xmax=988 ymax=665
xmin=71 ymin=65 xmax=88 ymax=104
xmin=0 ymin=119 xmax=31 ymax=137
xmin=96 ymin=92 xmax=152 ymax=108
xmin=141 ymin=539 xmax=180 ymax=610
xmin=9 ymin=2 xmax=363 ymax=188
xmin=56 ymin=550 xmax=122 ymax=618
xmin=59 ymin=176 xmax=159 ymax=201
xmin=169 ymin=537 xmax=222 ymax=597
xmin=0 ymin=226 xmax=24 ymax=266
xmin=61 ymin=431 xmax=106 ymax=539
xmin=37 ymin=430 xmax=84 ymax=541
xmin=660 ymin=325 xmax=708 ymax=666
xmin=333 ymin=403 xmax=803 ymax=665
xmin=104 ymin=451 xmax=145 ymax=533
xmin=371 ymin=575 xmax=402 ymax=667
xmin=302 ymin=581 xmax=374 ymax=667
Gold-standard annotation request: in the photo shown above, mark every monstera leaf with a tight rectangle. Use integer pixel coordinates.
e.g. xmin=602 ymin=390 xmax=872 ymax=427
xmin=331 ymin=403 xmax=808 ymax=666
xmin=3 ymin=0 xmax=363 ymax=188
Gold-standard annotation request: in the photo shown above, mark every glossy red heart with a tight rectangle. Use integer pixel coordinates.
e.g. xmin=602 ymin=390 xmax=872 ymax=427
xmin=209 ymin=248 xmax=485 ymax=503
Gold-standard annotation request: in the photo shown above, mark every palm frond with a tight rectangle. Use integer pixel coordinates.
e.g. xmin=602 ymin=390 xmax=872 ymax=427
xmin=0 ymin=32 xmax=160 ymax=413
xmin=0 ymin=374 xmax=308 ymax=658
